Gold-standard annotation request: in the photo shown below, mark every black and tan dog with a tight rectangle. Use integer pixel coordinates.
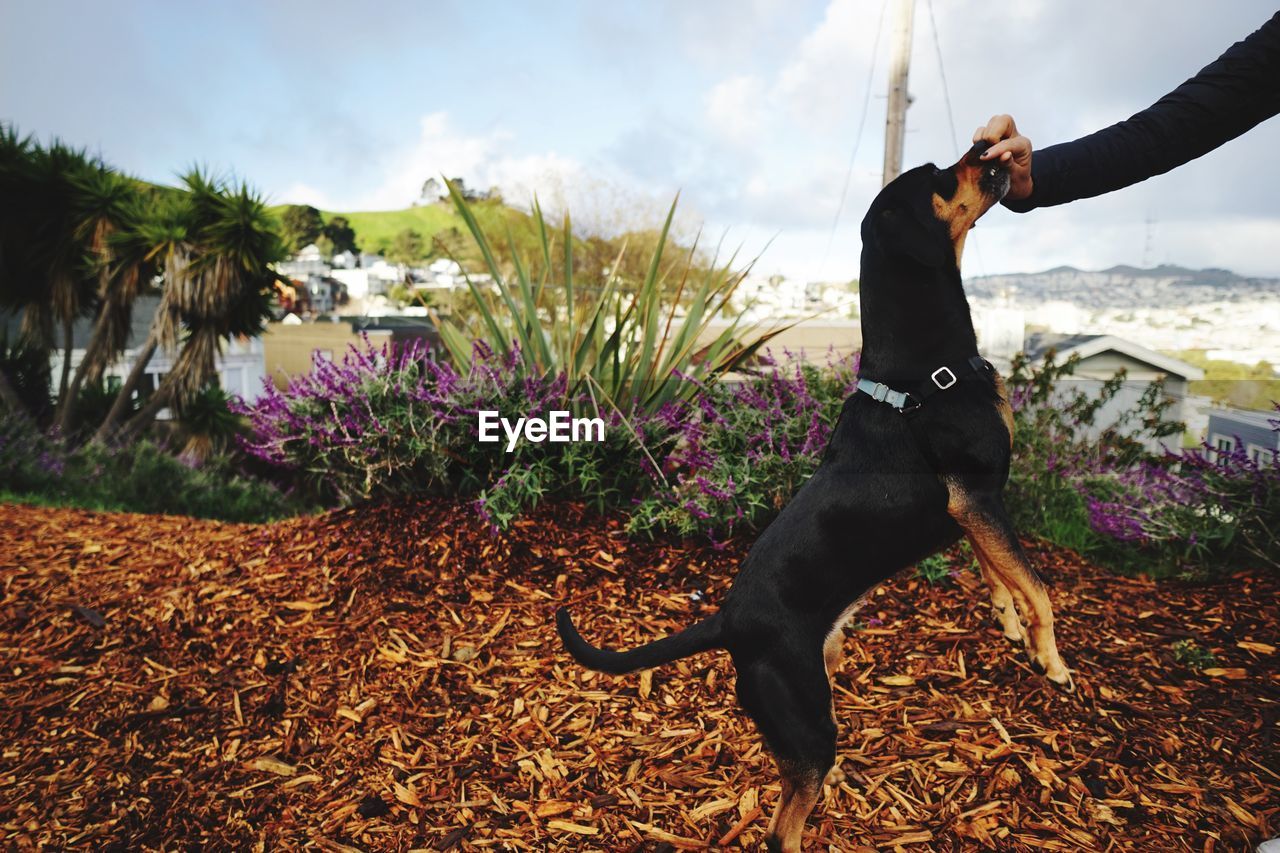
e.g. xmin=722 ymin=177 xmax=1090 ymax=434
xmin=556 ymin=141 xmax=1072 ymax=852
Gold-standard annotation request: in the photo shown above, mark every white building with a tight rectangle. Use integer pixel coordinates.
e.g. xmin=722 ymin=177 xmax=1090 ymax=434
xmin=1023 ymin=332 xmax=1204 ymax=452
xmin=328 ymin=268 xmax=374 ymax=301
xmin=45 ymin=295 xmax=268 ymax=408
xmin=275 ymin=243 xmax=329 ymax=278
xmin=973 ymin=305 xmax=1027 ymax=363
xmin=733 ymin=274 xmax=811 ymax=320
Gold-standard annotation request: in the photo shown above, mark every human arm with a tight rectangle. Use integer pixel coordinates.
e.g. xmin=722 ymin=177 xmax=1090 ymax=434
xmin=978 ymin=10 xmax=1280 ymax=212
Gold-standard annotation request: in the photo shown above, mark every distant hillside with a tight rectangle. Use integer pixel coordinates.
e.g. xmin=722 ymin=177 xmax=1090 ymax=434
xmin=965 ymin=264 xmax=1280 ymax=310
xmin=268 ymin=199 xmax=704 ymax=288
xmin=314 ymin=204 xmax=458 ymax=255
xmin=267 ymin=199 xmax=536 ymax=257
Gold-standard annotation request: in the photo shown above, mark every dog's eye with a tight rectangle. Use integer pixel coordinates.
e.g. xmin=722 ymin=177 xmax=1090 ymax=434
xmin=931 ymin=168 xmax=959 ymax=199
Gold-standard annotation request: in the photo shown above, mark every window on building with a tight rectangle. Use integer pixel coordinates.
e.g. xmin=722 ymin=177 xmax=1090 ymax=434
xmin=1209 ymin=433 xmax=1235 ymax=465
xmin=1247 ymin=444 xmax=1276 ymax=466
xmin=222 ymin=367 xmax=243 ymax=396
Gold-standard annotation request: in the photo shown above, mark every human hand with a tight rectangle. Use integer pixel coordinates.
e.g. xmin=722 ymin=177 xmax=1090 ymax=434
xmin=973 ymin=114 xmax=1033 ymax=201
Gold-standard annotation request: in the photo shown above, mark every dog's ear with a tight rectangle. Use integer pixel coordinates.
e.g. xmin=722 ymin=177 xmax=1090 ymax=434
xmin=873 ymin=204 xmax=947 ymax=269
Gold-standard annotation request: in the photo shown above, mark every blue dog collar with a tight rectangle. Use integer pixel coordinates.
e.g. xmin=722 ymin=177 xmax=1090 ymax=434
xmin=856 ymin=379 xmax=916 ymax=412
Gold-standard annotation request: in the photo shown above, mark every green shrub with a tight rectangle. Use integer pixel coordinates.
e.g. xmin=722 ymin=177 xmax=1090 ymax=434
xmin=1006 ymin=351 xmax=1279 ymax=578
xmin=0 ymin=413 xmax=302 ymax=522
xmin=1171 ymin=639 xmax=1218 ymax=671
xmin=914 ymin=553 xmax=953 ymax=584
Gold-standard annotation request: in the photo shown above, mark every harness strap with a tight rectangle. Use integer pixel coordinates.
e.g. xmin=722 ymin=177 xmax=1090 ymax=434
xmin=857 ymin=355 xmax=994 ymax=414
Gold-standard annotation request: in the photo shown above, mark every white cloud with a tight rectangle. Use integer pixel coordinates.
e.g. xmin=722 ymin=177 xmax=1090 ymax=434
xmin=773 ymin=0 xmax=880 ymax=125
xmin=340 ymin=112 xmax=590 ymax=213
xmin=311 ymin=112 xmax=704 ymax=243
xmin=274 ymin=181 xmax=339 ymax=211
xmin=691 ymin=0 xmax=1280 ymax=281
xmin=706 ymin=75 xmax=767 ymax=140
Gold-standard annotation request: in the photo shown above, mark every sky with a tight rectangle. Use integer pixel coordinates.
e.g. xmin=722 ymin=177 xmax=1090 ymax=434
xmin=3 ymin=0 xmax=1279 ymax=281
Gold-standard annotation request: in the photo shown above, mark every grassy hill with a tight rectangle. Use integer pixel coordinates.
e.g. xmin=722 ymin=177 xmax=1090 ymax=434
xmin=269 ymin=197 xmax=705 ymax=292
xmin=268 ymin=199 xmax=539 ymax=258
xmin=316 ymin=203 xmax=458 ymax=255
xmin=1172 ymin=349 xmax=1280 ymax=411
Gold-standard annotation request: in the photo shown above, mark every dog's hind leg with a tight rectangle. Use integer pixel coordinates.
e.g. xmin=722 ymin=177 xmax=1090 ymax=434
xmin=967 ymin=534 xmax=1027 ymax=645
xmin=735 ymin=652 xmax=837 ymax=853
xmin=823 ymin=629 xmax=844 ymax=678
xmin=767 ymin=761 xmax=825 ymax=853
xmin=947 ymin=486 xmax=1074 ymax=692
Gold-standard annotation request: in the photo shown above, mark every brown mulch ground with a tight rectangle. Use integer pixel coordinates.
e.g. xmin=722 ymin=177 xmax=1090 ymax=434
xmin=0 ymin=499 xmax=1277 ymax=852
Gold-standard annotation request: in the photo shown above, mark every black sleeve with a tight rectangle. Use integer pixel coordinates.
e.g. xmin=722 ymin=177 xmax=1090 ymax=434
xmin=1004 ymin=11 xmax=1280 ymax=212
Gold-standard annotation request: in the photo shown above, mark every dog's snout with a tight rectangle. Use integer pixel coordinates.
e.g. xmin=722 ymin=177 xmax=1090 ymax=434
xmin=969 ymin=139 xmax=994 ymax=160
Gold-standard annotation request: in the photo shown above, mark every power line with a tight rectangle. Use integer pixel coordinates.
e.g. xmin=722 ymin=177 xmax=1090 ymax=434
xmin=819 ymin=0 xmax=890 ymax=278
xmin=924 ymin=0 xmax=958 ymax=158
xmin=925 ymin=0 xmax=985 ymax=277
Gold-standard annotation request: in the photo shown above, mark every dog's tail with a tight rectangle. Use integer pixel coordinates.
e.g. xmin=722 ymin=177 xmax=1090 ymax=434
xmin=555 ymin=607 xmax=724 ymax=675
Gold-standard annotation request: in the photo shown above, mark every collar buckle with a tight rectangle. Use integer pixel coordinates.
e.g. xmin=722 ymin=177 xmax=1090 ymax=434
xmin=931 ymin=366 xmax=958 ymax=390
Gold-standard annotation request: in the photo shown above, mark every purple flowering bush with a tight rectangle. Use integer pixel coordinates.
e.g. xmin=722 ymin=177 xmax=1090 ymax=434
xmin=231 ymin=334 xmax=1275 ymax=578
xmin=628 ymin=356 xmax=859 ymax=540
xmin=1004 ymin=352 xmax=1159 ymax=554
xmin=235 ymin=338 xmax=531 ymax=502
xmin=232 ymin=340 xmax=858 ymax=540
xmin=232 ymin=338 xmax=665 ymax=526
xmin=1006 ymin=351 xmax=1279 ymax=578
xmin=1081 ymin=441 xmax=1279 ymax=577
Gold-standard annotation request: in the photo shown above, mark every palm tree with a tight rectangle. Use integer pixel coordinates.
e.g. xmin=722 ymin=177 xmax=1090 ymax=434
xmin=51 ymin=168 xmax=146 ymax=434
xmin=94 ymin=171 xmax=281 ymax=445
xmin=174 ymin=384 xmax=242 ymax=466
xmin=21 ymin=143 xmax=103 ymax=410
xmin=0 ymin=126 xmax=35 ymax=417
xmin=0 ymin=127 xmax=140 ymax=432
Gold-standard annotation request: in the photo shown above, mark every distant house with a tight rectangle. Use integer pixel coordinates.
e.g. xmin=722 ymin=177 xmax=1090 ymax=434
xmin=1024 ymin=333 xmax=1205 ymax=452
xmin=732 ymin=274 xmax=810 ymax=319
xmin=276 ymin=243 xmax=330 ymax=279
xmin=302 ymin=275 xmax=348 ymax=314
xmin=1207 ymin=407 xmax=1279 ymax=465
xmin=330 ymin=259 xmax=403 ymax=302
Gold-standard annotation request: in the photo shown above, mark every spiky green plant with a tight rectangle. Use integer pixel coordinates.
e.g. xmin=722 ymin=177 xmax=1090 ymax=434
xmin=433 ymin=183 xmax=784 ymax=415
xmin=915 ymin=553 xmax=953 ymax=585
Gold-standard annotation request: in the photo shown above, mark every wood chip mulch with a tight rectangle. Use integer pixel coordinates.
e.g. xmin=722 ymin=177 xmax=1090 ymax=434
xmin=1 ymin=498 xmax=1277 ymax=852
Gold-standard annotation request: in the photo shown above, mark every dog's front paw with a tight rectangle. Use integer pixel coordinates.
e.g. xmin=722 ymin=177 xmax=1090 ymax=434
xmin=1026 ymin=649 xmax=1075 ymax=692
xmin=1048 ymin=669 xmax=1076 ymax=693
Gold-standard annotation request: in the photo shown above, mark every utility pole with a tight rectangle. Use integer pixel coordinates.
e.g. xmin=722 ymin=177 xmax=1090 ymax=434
xmin=882 ymin=0 xmax=916 ymax=187
xmin=1142 ymin=213 xmax=1156 ymax=268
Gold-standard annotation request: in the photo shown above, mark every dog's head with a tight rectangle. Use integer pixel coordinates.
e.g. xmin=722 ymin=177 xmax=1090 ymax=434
xmin=861 ymin=141 xmax=1010 ymax=271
